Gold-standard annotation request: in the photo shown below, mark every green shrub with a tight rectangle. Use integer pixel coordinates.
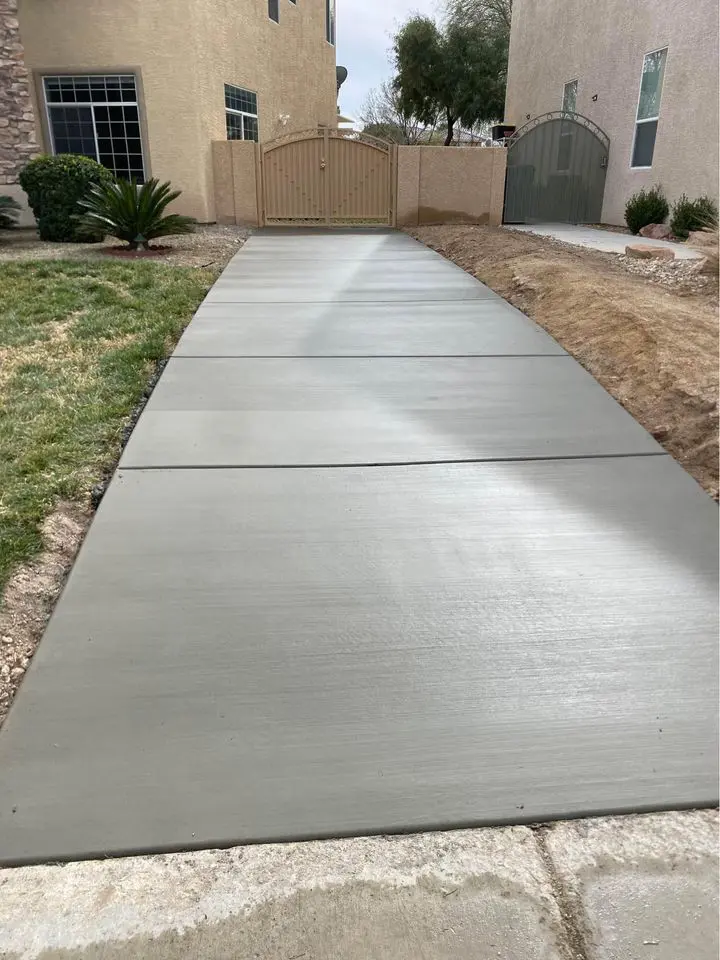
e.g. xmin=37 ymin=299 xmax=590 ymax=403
xmin=79 ymin=177 xmax=196 ymax=250
xmin=19 ymin=154 xmax=114 ymax=242
xmin=0 ymin=195 xmax=21 ymax=230
xmin=670 ymin=194 xmax=719 ymax=240
xmin=624 ymin=185 xmax=669 ymax=235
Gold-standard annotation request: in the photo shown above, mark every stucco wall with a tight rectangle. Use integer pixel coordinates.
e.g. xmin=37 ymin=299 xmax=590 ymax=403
xmin=214 ymin=143 xmax=506 ymax=228
xmin=505 ymin=0 xmax=719 ymax=224
xmin=398 ymin=146 xmax=506 ymax=227
xmin=17 ymin=0 xmax=337 ymax=221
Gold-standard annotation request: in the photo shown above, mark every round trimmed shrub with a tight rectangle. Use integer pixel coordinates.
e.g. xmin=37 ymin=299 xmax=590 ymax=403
xmin=670 ymin=194 xmax=719 ymax=240
xmin=19 ymin=154 xmax=114 ymax=242
xmin=624 ymin=185 xmax=669 ymax=235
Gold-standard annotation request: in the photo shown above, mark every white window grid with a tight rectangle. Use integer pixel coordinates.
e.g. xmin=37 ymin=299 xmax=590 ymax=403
xmin=630 ymin=47 xmax=668 ymax=170
xmin=225 ymin=109 xmax=258 ymax=141
xmin=225 ymin=83 xmax=258 ymax=142
xmin=42 ymin=74 xmax=146 ymax=181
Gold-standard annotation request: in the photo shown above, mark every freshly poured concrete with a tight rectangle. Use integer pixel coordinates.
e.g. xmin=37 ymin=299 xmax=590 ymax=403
xmin=121 ymin=356 xmax=662 ymax=467
xmin=0 ymin=458 xmax=716 ymax=864
xmin=0 ymin=229 xmax=717 ymax=867
xmin=175 ymin=300 xmax=565 ymax=357
xmin=204 ymin=259 xmax=497 ymax=303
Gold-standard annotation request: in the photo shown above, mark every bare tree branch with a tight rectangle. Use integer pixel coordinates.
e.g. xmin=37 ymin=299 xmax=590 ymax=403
xmin=360 ymin=80 xmax=437 ymax=145
xmin=445 ymin=0 xmax=512 ymax=33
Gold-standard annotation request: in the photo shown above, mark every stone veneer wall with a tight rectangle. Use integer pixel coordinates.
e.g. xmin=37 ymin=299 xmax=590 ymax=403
xmin=0 ymin=0 xmax=38 ymax=186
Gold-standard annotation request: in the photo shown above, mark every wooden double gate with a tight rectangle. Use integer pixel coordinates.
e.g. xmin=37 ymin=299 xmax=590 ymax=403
xmin=259 ymin=128 xmax=396 ymax=226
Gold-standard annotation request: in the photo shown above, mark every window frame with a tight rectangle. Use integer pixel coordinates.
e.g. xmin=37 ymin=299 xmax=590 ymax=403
xmin=561 ymin=79 xmax=578 ymax=115
xmin=224 ymin=83 xmax=259 ymax=142
xmin=630 ymin=46 xmax=668 ymax=170
xmin=41 ymin=72 xmax=147 ymax=182
xmin=325 ymin=0 xmax=336 ymax=44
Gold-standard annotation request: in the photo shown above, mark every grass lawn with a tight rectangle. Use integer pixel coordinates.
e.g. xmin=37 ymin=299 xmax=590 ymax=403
xmin=0 ymin=259 xmax=217 ymax=594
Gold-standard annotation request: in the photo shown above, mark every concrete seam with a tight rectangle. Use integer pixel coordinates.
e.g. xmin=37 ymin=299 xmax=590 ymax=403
xmin=532 ymin=826 xmax=592 ymax=960
xmin=119 ymin=453 xmax=670 ymax=471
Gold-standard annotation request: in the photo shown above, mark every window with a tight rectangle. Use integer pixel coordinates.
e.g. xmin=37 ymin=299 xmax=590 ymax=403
xmin=631 ymin=48 xmax=667 ymax=168
xmin=225 ymin=84 xmax=259 ymax=141
xmin=562 ymin=79 xmax=577 ymax=114
xmin=326 ymin=0 xmax=335 ymax=44
xmin=268 ymin=0 xmax=279 ymax=21
xmin=43 ymin=74 xmax=145 ymax=182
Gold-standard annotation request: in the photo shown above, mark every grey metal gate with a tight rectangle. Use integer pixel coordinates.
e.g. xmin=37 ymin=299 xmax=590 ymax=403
xmin=504 ymin=112 xmax=610 ymax=224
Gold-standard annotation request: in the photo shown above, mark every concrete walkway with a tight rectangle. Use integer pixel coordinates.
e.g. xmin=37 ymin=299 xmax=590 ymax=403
xmin=507 ymin=222 xmax=702 ymax=258
xmin=0 ymin=230 xmax=716 ymax=869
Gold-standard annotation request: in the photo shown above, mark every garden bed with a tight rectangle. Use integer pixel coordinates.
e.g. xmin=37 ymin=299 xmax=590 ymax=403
xmin=0 ymin=223 xmax=248 ymax=269
xmin=410 ymin=225 xmax=719 ymax=499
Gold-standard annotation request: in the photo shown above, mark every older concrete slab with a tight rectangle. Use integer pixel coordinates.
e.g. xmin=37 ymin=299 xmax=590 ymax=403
xmin=175 ymin=299 xmax=566 ymax=357
xmin=0 ymin=827 xmax=570 ymax=960
xmin=0 ymin=457 xmax=716 ymax=865
xmin=507 ymin=224 xmax=702 ymax=260
xmin=544 ymin=810 xmax=719 ymax=960
xmin=120 ymin=357 xmax=662 ymax=467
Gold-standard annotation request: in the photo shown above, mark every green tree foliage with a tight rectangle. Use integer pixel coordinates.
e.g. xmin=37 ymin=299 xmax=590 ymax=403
xmin=393 ymin=15 xmax=508 ymax=146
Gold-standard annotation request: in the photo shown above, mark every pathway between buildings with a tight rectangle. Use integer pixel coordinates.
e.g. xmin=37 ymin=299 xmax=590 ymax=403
xmin=0 ymin=229 xmax=716 ymax=869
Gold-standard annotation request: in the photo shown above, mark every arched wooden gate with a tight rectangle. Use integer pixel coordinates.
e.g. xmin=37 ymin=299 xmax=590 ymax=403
xmin=259 ymin=128 xmax=396 ymax=226
xmin=504 ymin=112 xmax=610 ymax=224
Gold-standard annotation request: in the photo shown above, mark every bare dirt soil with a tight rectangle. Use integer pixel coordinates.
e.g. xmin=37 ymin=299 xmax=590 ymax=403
xmin=410 ymin=225 xmax=719 ymax=499
xmin=0 ymin=503 xmax=91 ymax=726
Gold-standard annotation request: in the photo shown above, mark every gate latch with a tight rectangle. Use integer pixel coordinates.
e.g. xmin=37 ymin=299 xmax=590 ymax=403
xmin=320 ymin=158 xmax=326 ymax=169
xmin=600 ymin=155 xmax=608 ymax=168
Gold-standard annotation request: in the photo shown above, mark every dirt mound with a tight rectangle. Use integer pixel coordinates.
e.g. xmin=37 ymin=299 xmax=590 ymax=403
xmin=411 ymin=225 xmax=719 ymax=498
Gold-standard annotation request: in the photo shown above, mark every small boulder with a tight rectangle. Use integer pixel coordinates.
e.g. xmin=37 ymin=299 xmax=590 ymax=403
xmin=625 ymin=244 xmax=675 ymax=260
xmin=687 ymin=228 xmax=718 ymax=248
xmin=638 ymin=223 xmax=673 ymax=240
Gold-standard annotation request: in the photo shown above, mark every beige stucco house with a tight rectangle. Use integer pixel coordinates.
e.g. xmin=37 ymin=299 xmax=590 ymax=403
xmin=2 ymin=0 xmax=337 ymax=222
xmin=504 ymin=0 xmax=719 ymax=225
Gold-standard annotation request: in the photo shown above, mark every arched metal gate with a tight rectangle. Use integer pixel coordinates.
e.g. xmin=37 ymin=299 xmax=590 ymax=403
xmin=260 ymin=128 xmax=395 ymax=226
xmin=504 ymin=112 xmax=610 ymax=224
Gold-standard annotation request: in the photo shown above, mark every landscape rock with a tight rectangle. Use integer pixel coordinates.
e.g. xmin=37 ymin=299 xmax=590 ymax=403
xmin=639 ymin=223 xmax=673 ymax=240
xmin=625 ymin=243 xmax=675 ymax=261
xmin=687 ymin=229 xmax=719 ymax=274
xmin=687 ymin=228 xmax=719 ymax=248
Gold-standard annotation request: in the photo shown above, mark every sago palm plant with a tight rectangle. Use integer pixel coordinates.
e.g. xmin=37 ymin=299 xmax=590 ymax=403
xmin=79 ymin=177 xmax=196 ymax=249
xmin=0 ymin=195 xmax=21 ymax=230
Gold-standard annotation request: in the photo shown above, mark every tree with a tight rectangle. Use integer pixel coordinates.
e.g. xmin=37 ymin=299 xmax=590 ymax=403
xmin=393 ymin=15 xmax=508 ymax=146
xmin=444 ymin=0 xmax=512 ymax=35
xmin=360 ymin=80 xmax=435 ymax=145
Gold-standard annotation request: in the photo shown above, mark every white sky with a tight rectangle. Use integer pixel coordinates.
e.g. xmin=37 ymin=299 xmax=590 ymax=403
xmin=336 ymin=0 xmax=440 ymax=120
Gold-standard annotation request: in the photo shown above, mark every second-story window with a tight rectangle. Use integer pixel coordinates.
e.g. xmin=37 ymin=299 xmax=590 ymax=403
xmin=225 ymin=84 xmax=258 ymax=141
xmin=269 ymin=0 xmax=279 ymax=21
xmin=326 ymin=0 xmax=335 ymax=44
xmin=631 ymin=48 xmax=667 ymax=168
xmin=562 ymin=79 xmax=577 ymax=114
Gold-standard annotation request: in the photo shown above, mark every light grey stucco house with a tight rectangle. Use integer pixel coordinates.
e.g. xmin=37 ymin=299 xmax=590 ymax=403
xmin=504 ymin=0 xmax=719 ymax=225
